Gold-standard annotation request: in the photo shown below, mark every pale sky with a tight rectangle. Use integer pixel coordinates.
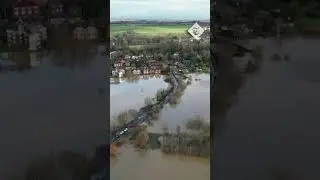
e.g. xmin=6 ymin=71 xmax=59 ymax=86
xmin=110 ymin=0 xmax=210 ymax=21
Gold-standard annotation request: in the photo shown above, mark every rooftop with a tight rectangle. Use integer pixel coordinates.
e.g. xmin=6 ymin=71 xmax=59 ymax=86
xmin=14 ymin=0 xmax=38 ymax=7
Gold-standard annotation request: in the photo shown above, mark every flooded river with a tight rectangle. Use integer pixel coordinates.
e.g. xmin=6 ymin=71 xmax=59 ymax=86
xmin=214 ymin=37 xmax=320 ymax=180
xmin=0 ymin=45 xmax=107 ymax=179
xmin=110 ymin=73 xmax=210 ymax=180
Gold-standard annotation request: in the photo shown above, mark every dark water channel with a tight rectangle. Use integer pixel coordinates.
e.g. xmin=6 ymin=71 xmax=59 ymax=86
xmin=0 ymin=44 xmax=107 ymax=179
xmin=214 ymin=37 xmax=320 ymax=180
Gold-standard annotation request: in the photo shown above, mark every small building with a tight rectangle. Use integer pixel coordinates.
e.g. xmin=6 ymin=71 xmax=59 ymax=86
xmin=124 ymin=55 xmax=130 ymax=60
xmin=6 ymin=21 xmax=28 ymax=45
xmin=73 ymin=26 xmax=98 ymax=40
xmin=111 ymin=69 xmax=118 ymax=76
xmin=13 ymin=0 xmax=40 ymax=19
xmin=73 ymin=26 xmax=85 ymax=40
xmin=113 ymin=58 xmax=125 ymax=68
xmin=86 ymin=26 xmax=98 ymax=40
xmin=142 ymin=67 xmax=149 ymax=75
xmin=132 ymin=69 xmax=141 ymax=75
xmin=48 ymin=0 xmax=64 ymax=15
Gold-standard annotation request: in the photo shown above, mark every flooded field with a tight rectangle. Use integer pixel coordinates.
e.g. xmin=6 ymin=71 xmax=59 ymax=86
xmin=214 ymin=37 xmax=320 ymax=180
xmin=0 ymin=44 xmax=107 ymax=179
xmin=110 ymin=73 xmax=210 ymax=131
xmin=111 ymin=145 xmax=210 ymax=180
xmin=110 ymin=73 xmax=210 ymax=180
xmin=110 ymin=75 xmax=167 ymax=116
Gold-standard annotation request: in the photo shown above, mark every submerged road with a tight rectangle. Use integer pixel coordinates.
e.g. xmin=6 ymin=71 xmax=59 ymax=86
xmin=111 ymin=69 xmax=180 ymax=143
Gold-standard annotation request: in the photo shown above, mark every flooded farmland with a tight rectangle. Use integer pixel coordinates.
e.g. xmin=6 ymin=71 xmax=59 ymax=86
xmin=0 ymin=44 xmax=107 ymax=179
xmin=214 ymin=37 xmax=320 ymax=180
xmin=110 ymin=73 xmax=210 ymax=180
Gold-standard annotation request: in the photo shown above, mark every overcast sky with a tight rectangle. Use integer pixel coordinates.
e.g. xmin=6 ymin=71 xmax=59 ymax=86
xmin=110 ymin=0 xmax=210 ymax=21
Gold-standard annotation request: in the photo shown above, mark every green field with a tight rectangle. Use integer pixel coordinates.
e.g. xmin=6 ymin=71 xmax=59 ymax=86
xmin=110 ymin=24 xmax=191 ymax=36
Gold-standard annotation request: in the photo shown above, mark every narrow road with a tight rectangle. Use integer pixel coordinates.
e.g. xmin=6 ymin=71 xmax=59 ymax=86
xmin=111 ymin=69 xmax=179 ymax=143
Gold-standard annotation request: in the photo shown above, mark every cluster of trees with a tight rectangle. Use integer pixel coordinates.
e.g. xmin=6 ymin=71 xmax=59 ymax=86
xmin=111 ymin=31 xmax=210 ymax=73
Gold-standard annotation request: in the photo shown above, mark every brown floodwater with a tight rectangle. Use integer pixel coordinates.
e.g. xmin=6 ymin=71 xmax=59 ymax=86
xmin=110 ymin=145 xmax=210 ymax=180
xmin=0 ymin=43 xmax=107 ymax=179
xmin=110 ymin=73 xmax=210 ymax=180
xmin=213 ymin=37 xmax=320 ymax=180
xmin=110 ymin=73 xmax=210 ymax=131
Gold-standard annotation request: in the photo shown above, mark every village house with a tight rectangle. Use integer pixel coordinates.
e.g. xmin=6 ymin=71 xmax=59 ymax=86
xmin=111 ymin=68 xmax=125 ymax=77
xmin=113 ymin=58 xmax=125 ymax=68
xmin=142 ymin=67 xmax=149 ymax=75
xmin=124 ymin=55 xmax=130 ymax=60
xmin=148 ymin=65 xmax=161 ymax=74
xmin=86 ymin=26 xmax=98 ymax=40
xmin=132 ymin=69 xmax=141 ymax=75
xmin=13 ymin=0 xmax=40 ymax=19
xmin=111 ymin=69 xmax=117 ymax=76
xmin=73 ymin=26 xmax=98 ymax=40
xmin=6 ymin=19 xmax=47 ymax=50
xmin=6 ymin=19 xmax=28 ymax=45
xmin=73 ymin=26 xmax=85 ymax=40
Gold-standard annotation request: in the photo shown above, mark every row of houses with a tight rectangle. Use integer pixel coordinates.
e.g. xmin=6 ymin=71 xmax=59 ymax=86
xmin=4 ymin=17 xmax=100 ymax=50
xmin=111 ymin=54 xmax=164 ymax=77
xmin=0 ymin=0 xmax=84 ymax=26
xmin=111 ymin=66 xmax=162 ymax=77
xmin=5 ymin=18 xmax=47 ymax=50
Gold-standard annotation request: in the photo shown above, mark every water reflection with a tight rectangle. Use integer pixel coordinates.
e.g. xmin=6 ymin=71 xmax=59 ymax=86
xmin=0 ymin=45 xmax=104 ymax=72
xmin=6 ymin=144 xmax=108 ymax=180
xmin=110 ymin=74 xmax=162 ymax=84
xmin=213 ymin=43 xmax=263 ymax=134
xmin=110 ymin=72 xmax=210 ymax=180
xmin=0 ymin=40 xmax=107 ymax=179
xmin=49 ymin=42 xmax=98 ymax=70
xmin=0 ymin=51 xmax=46 ymax=72
xmin=214 ymin=37 xmax=320 ymax=180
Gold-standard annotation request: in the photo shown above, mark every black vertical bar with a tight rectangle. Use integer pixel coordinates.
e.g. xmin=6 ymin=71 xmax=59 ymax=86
xmin=210 ymin=0 xmax=217 ymax=178
xmin=89 ymin=0 xmax=110 ymax=179
xmin=105 ymin=0 xmax=111 ymax=179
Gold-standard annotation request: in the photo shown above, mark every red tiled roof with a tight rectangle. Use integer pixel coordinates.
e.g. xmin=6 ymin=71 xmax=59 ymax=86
xmin=14 ymin=0 xmax=38 ymax=7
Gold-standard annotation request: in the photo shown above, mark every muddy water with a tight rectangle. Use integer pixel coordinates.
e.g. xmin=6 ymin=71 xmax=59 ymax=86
xmin=0 ymin=45 xmax=107 ymax=179
xmin=110 ymin=73 xmax=210 ymax=130
xmin=110 ymin=73 xmax=210 ymax=180
xmin=111 ymin=146 xmax=210 ymax=180
xmin=149 ymin=73 xmax=210 ymax=133
xmin=110 ymin=75 xmax=166 ymax=117
xmin=214 ymin=37 xmax=320 ymax=180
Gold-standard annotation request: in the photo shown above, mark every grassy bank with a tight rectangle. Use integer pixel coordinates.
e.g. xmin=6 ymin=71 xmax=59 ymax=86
xmin=110 ymin=24 xmax=190 ymax=36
